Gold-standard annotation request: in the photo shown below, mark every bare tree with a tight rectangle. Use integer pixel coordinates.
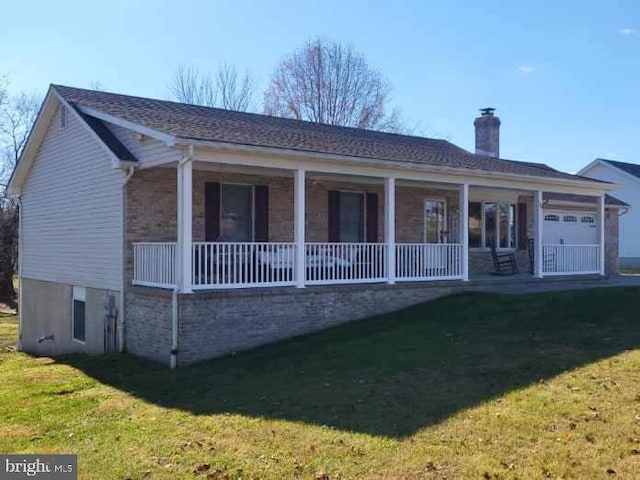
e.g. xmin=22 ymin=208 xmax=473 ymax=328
xmin=0 ymin=81 xmax=40 ymax=300
xmin=264 ymin=38 xmax=403 ymax=131
xmin=216 ymin=64 xmax=256 ymax=111
xmin=169 ymin=64 xmax=256 ymax=111
xmin=0 ymin=92 xmax=40 ymax=183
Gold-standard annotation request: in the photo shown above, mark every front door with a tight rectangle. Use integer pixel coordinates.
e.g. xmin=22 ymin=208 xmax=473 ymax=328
xmin=425 ymin=199 xmax=447 ymax=243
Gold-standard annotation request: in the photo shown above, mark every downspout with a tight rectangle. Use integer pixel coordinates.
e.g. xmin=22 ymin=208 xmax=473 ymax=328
xmin=119 ymin=166 xmax=135 ymax=352
xmin=16 ymin=193 xmax=23 ymax=351
xmin=171 ymin=145 xmax=194 ymax=368
xmin=171 ymin=287 xmax=178 ymax=368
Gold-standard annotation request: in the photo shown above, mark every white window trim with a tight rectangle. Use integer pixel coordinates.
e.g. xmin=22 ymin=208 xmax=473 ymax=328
xmin=424 ymin=197 xmax=448 ymax=243
xmin=72 ymin=286 xmax=86 ymax=344
xmin=219 ymin=182 xmax=255 ymax=242
xmin=469 ymin=200 xmax=517 ymax=251
xmin=338 ymin=190 xmax=367 ymax=243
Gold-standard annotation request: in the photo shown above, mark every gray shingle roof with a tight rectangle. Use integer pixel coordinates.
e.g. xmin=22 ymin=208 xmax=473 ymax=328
xmin=599 ymin=158 xmax=640 ymax=180
xmin=545 ymin=192 xmax=629 ymax=207
xmin=53 ymin=85 xmax=602 ymax=184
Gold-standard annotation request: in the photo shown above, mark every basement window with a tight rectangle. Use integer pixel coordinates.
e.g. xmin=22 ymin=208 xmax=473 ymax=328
xmin=72 ymin=286 xmax=86 ymax=343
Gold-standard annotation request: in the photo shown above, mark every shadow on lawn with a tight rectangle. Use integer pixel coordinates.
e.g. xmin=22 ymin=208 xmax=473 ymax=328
xmin=59 ymin=287 xmax=640 ymax=438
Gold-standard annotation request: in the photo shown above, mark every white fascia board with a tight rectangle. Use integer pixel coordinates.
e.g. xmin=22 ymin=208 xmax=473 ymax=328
xmin=578 ymin=158 xmax=640 ymax=185
xmin=76 ymin=105 xmax=176 ymax=147
xmin=576 ymin=159 xmax=602 ymax=176
xmin=176 ymin=138 xmax=614 ymax=195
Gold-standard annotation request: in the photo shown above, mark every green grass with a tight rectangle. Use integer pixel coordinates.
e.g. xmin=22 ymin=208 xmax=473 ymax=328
xmin=1 ymin=288 xmax=640 ymax=479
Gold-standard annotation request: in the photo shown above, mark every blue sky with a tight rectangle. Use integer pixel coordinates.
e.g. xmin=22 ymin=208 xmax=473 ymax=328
xmin=2 ymin=0 xmax=638 ymax=172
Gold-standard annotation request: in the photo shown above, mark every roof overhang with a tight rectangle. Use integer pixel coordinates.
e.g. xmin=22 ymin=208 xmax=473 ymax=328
xmin=578 ymin=158 xmax=640 ymax=185
xmin=7 ymin=86 xmax=138 ymax=196
xmin=172 ymin=137 xmax=615 ymax=195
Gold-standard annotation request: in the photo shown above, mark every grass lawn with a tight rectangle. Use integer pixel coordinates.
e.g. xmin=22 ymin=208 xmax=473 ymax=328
xmin=1 ymin=288 xmax=640 ymax=479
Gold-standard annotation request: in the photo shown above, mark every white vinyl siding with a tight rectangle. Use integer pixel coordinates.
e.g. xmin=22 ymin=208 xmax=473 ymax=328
xmin=21 ymin=104 xmax=124 ymax=290
xmin=106 ymin=122 xmax=181 ymax=166
xmin=581 ymin=162 xmax=639 ymax=258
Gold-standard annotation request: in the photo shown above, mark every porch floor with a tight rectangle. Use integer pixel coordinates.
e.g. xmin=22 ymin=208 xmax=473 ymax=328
xmin=180 ymin=272 xmax=640 ymax=297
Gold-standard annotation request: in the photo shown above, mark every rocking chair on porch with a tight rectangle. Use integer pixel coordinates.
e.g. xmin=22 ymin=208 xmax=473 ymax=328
xmin=488 ymin=238 xmax=518 ymax=275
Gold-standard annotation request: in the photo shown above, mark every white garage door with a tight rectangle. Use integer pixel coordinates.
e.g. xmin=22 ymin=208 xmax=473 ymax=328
xmin=543 ymin=210 xmax=598 ymax=244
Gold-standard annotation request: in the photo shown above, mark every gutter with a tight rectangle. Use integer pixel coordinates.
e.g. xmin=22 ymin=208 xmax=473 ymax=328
xmin=119 ymin=166 xmax=135 ymax=353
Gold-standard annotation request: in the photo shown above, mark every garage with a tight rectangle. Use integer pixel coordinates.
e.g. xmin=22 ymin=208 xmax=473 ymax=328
xmin=542 ymin=210 xmax=598 ymax=244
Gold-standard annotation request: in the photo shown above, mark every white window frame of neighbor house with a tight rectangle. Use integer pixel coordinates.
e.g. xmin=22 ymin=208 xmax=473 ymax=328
xmin=468 ymin=200 xmax=517 ymax=250
xmin=72 ymin=286 xmax=86 ymax=344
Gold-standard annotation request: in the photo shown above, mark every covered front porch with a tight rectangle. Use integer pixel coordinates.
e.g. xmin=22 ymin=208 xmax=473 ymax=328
xmin=128 ymin=157 xmax=607 ymax=292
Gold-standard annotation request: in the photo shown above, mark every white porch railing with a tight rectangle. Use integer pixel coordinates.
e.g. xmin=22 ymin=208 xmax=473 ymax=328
xmin=132 ymin=242 xmax=177 ymax=288
xmin=542 ymin=244 xmax=600 ymax=276
xmin=132 ymin=241 xmax=600 ymax=289
xmin=305 ymin=243 xmax=387 ymax=285
xmin=192 ymin=242 xmax=297 ymax=289
xmin=396 ymin=243 xmax=463 ymax=281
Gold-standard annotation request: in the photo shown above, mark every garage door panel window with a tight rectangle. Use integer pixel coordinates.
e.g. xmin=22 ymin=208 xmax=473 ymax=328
xmin=543 ymin=210 xmax=598 ymax=245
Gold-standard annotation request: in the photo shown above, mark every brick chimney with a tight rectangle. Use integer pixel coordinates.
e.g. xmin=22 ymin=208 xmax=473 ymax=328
xmin=474 ymin=108 xmax=500 ymax=158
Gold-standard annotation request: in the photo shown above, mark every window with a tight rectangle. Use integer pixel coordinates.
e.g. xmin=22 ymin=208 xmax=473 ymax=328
xmin=468 ymin=202 xmax=482 ymax=248
xmin=72 ymin=286 xmax=86 ymax=343
xmin=499 ymin=203 xmax=516 ymax=248
xmin=484 ymin=203 xmax=497 ymax=246
xmin=424 ymin=199 xmax=447 ymax=243
xmin=469 ymin=201 xmax=516 ymax=249
xmin=219 ymin=184 xmax=253 ymax=241
xmin=581 ymin=216 xmax=595 ymax=224
xmin=545 ymin=214 xmax=560 ymax=222
xmin=563 ymin=215 xmax=577 ymax=223
xmin=339 ymin=192 xmax=365 ymax=242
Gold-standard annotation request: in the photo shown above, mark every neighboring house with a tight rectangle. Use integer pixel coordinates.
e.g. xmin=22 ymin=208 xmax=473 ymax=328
xmin=578 ymin=159 xmax=636 ymax=268
xmin=8 ymin=86 xmax=626 ymax=367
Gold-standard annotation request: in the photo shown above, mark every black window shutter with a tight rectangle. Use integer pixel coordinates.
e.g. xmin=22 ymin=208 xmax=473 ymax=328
xmin=204 ymin=182 xmax=220 ymax=241
xmin=366 ymin=193 xmax=378 ymax=243
xmin=254 ymin=185 xmax=269 ymax=242
xmin=328 ymin=190 xmax=340 ymax=242
xmin=517 ymin=202 xmax=527 ymax=250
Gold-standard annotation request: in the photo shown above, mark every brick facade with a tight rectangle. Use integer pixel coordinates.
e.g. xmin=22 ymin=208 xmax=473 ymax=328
xmin=125 ymin=167 xmax=620 ymax=280
xmin=122 ymin=166 xmax=622 ymax=366
xmin=176 ymin=282 xmax=456 ymax=365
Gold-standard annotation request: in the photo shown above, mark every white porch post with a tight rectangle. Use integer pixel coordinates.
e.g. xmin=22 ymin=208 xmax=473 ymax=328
xmin=177 ymin=159 xmax=193 ymax=293
xmin=460 ymin=184 xmax=469 ymax=281
xmin=598 ymin=194 xmax=606 ymax=276
xmin=294 ymin=168 xmax=306 ymax=288
xmin=385 ymin=177 xmax=396 ymax=284
xmin=534 ymin=190 xmax=544 ymax=278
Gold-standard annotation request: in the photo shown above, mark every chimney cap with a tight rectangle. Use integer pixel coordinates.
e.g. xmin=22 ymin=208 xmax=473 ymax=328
xmin=479 ymin=107 xmax=496 ymax=116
